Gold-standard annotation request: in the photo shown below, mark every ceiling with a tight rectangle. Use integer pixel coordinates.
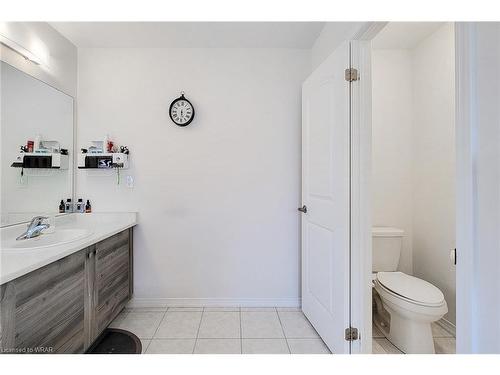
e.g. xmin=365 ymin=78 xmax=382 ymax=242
xmin=372 ymin=22 xmax=446 ymax=49
xmin=50 ymin=22 xmax=325 ymax=48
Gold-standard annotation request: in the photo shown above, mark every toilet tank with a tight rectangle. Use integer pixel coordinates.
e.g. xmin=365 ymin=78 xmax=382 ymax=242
xmin=372 ymin=227 xmax=404 ymax=272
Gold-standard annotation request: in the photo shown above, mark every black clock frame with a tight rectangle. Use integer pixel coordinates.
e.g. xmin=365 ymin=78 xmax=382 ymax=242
xmin=169 ymin=93 xmax=195 ymax=127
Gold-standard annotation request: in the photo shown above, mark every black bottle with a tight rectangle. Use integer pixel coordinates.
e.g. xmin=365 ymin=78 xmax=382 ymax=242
xmin=59 ymin=200 xmax=65 ymax=213
xmin=85 ymin=200 xmax=92 ymax=213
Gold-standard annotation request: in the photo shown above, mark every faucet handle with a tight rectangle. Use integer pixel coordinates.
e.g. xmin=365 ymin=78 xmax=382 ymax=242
xmin=28 ymin=216 xmax=49 ymax=227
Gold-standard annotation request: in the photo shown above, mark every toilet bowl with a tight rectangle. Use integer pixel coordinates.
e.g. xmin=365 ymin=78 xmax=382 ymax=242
xmin=372 ymin=227 xmax=448 ymax=354
xmin=373 ymin=271 xmax=448 ymax=354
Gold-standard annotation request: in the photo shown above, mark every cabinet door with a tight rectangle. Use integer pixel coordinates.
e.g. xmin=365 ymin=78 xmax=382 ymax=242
xmin=0 ymin=251 xmax=86 ymax=353
xmin=94 ymin=230 xmax=130 ymax=335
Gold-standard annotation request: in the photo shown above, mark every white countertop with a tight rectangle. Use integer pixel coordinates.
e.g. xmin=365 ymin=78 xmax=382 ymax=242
xmin=0 ymin=212 xmax=137 ymax=285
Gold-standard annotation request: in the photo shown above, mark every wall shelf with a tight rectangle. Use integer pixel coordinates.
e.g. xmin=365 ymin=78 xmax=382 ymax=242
xmin=11 ymin=152 xmax=69 ymax=169
xmin=78 ymin=152 xmax=129 ymax=169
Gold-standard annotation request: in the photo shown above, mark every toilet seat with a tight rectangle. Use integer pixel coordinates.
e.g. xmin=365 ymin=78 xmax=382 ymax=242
xmin=375 ymin=272 xmax=445 ymax=307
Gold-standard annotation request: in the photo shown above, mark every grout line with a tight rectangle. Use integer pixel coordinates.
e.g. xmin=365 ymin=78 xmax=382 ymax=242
xmin=149 ymin=306 xmax=169 ymax=341
xmin=142 ymin=339 xmax=152 ymax=354
xmin=275 ymin=308 xmax=291 ymax=354
xmin=192 ymin=307 xmax=204 ymax=354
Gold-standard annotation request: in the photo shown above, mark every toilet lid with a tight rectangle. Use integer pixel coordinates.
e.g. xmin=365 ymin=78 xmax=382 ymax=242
xmin=376 ymin=272 xmax=445 ymax=305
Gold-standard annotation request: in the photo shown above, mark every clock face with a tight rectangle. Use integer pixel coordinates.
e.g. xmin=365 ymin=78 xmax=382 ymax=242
xmin=169 ymin=95 xmax=195 ymax=126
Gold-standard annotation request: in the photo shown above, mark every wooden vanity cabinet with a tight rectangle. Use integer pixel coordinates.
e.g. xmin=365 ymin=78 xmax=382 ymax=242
xmin=0 ymin=251 xmax=86 ymax=353
xmin=0 ymin=228 xmax=133 ymax=354
xmin=86 ymin=229 xmax=131 ymax=345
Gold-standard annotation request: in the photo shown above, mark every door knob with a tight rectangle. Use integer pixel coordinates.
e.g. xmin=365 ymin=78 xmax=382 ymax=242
xmin=298 ymin=205 xmax=307 ymax=213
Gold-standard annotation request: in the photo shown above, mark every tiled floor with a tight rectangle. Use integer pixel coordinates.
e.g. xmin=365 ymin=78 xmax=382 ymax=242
xmin=109 ymin=307 xmax=331 ymax=354
xmin=372 ymin=321 xmax=456 ymax=354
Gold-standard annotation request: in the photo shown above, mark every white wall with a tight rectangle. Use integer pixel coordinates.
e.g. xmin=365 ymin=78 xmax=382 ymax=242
xmin=310 ymin=22 xmax=364 ymax=71
xmin=372 ymin=24 xmax=456 ymax=323
xmin=412 ymin=23 xmax=456 ymax=325
xmin=77 ymin=48 xmax=310 ymax=305
xmin=0 ymin=22 xmax=77 ymax=97
xmin=456 ymin=22 xmax=500 ymax=353
xmin=371 ymin=49 xmax=414 ymax=274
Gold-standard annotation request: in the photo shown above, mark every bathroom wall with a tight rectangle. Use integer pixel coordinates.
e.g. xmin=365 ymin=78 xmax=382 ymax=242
xmin=372 ymin=23 xmax=456 ymax=324
xmin=456 ymin=22 xmax=500 ymax=353
xmin=371 ymin=49 xmax=414 ymax=274
xmin=412 ymin=23 xmax=456 ymax=325
xmin=0 ymin=22 xmax=77 ymax=97
xmin=77 ymin=48 xmax=310 ymax=306
xmin=310 ymin=22 xmax=365 ymax=71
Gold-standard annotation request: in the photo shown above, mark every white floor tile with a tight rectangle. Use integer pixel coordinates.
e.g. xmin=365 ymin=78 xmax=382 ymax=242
xmin=197 ymin=312 xmax=240 ymax=338
xmin=109 ymin=311 xmax=129 ymax=328
xmin=372 ymin=338 xmax=403 ymax=354
xmin=125 ymin=307 xmax=167 ymax=313
xmin=146 ymin=339 xmax=196 ymax=354
xmin=140 ymin=339 xmax=151 ymax=354
xmin=431 ymin=322 xmax=454 ymax=338
xmin=287 ymin=339 xmax=330 ymax=354
xmin=204 ymin=307 xmax=240 ymax=312
xmin=434 ymin=338 xmax=456 ymax=354
xmin=168 ymin=307 xmax=203 ymax=311
xmin=154 ymin=311 xmax=202 ymax=339
xmin=241 ymin=311 xmax=284 ymax=338
xmin=194 ymin=339 xmax=241 ymax=354
xmin=276 ymin=307 xmax=302 ymax=312
xmin=242 ymin=339 xmax=290 ymax=354
xmin=241 ymin=307 xmax=276 ymax=312
xmin=278 ymin=311 xmax=319 ymax=338
xmin=115 ymin=311 xmax=164 ymax=339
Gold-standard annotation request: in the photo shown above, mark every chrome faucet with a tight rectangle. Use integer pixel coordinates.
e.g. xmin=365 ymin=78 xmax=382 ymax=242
xmin=16 ymin=216 xmax=50 ymax=241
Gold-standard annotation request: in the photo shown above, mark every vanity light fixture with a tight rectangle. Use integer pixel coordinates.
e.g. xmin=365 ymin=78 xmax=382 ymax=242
xmin=0 ymin=33 xmax=43 ymax=65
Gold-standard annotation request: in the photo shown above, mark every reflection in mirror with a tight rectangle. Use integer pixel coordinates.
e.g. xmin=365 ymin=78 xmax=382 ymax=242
xmin=1 ymin=61 xmax=74 ymax=227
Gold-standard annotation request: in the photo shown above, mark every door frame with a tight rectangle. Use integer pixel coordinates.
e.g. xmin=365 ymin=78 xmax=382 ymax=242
xmin=350 ymin=21 xmax=473 ymax=354
xmin=348 ymin=22 xmax=386 ymax=354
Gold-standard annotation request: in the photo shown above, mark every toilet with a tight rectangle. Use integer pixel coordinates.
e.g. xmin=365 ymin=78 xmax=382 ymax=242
xmin=372 ymin=227 xmax=448 ymax=354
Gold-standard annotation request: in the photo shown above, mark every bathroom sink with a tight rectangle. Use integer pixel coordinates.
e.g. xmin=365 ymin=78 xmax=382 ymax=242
xmin=1 ymin=228 xmax=93 ymax=251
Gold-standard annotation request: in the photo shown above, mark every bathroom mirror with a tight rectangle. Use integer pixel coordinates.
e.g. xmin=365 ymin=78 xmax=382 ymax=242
xmin=1 ymin=61 xmax=74 ymax=227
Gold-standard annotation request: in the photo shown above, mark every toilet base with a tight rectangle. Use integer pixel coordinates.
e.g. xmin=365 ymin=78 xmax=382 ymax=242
xmin=382 ymin=307 xmax=435 ymax=354
xmin=373 ymin=287 xmax=447 ymax=354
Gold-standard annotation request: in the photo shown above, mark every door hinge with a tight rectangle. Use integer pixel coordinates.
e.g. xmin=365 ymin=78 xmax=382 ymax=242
xmin=345 ymin=68 xmax=359 ymax=82
xmin=345 ymin=327 xmax=359 ymax=341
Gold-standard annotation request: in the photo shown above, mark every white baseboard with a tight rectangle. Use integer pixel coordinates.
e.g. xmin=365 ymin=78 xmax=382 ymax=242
xmin=127 ymin=297 xmax=301 ymax=309
xmin=437 ymin=318 xmax=456 ymax=337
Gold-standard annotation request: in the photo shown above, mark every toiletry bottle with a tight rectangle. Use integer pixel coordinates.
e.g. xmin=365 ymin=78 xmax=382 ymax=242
xmin=85 ymin=200 xmax=92 ymax=213
xmin=103 ymin=134 xmax=109 ymax=153
xmin=34 ymin=134 xmax=41 ymax=152
xmin=59 ymin=200 xmax=65 ymax=213
xmin=65 ymin=198 xmax=73 ymax=213
xmin=76 ymin=198 xmax=84 ymax=213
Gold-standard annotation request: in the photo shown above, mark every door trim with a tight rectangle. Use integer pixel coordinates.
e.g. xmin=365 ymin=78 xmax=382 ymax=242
xmin=352 ymin=21 xmax=470 ymax=353
xmin=454 ymin=22 xmax=475 ymax=354
xmin=348 ymin=36 xmax=374 ymax=354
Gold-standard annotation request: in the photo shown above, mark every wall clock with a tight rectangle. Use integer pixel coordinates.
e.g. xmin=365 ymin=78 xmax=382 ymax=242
xmin=169 ymin=92 xmax=195 ymax=126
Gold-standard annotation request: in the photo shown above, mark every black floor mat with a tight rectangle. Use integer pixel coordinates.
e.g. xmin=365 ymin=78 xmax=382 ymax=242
xmin=86 ymin=328 xmax=142 ymax=354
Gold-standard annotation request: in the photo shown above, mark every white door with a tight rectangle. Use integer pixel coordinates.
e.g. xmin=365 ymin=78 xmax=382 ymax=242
xmin=301 ymin=41 xmax=351 ymax=354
